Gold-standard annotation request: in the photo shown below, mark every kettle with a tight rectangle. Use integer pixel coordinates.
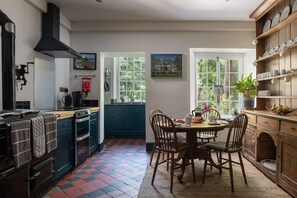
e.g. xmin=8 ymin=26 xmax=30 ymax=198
xmin=62 ymin=94 xmax=73 ymax=109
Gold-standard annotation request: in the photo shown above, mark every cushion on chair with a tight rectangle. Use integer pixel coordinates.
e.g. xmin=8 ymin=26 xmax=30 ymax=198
xmin=204 ymin=141 xmax=226 ymax=150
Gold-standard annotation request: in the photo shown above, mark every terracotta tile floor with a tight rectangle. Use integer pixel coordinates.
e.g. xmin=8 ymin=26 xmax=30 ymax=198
xmin=47 ymin=138 xmax=150 ymax=198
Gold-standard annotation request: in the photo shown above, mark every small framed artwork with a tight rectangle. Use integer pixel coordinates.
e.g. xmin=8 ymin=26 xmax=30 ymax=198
xmin=74 ymin=53 xmax=97 ymax=70
xmin=151 ymin=54 xmax=182 ymax=78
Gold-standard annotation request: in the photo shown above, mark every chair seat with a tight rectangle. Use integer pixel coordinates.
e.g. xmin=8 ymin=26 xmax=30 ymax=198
xmin=156 ymin=141 xmax=189 ymax=152
xmin=204 ymin=141 xmax=240 ymax=152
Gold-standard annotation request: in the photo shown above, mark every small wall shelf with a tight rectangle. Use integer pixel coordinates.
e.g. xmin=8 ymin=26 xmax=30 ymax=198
xmin=257 ymin=96 xmax=297 ymax=99
xmin=256 ymin=43 xmax=297 ymax=63
xmin=257 ymin=73 xmax=297 ymax=81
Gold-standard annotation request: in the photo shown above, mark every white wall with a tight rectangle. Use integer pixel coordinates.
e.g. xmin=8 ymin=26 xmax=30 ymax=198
xmin=70 ymin=24 xmax=256 ymax=144
xmin=1 ymin=0 xmax=75 ymax=109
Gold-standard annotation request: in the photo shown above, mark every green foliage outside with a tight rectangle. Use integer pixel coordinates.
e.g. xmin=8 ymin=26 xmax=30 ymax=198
xmin=197 ymin=58 xmax=240 ymax=115
xmin=119 ymin=57 xmax=146 ymax=101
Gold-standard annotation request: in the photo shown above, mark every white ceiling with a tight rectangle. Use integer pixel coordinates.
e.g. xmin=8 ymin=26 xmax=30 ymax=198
xmin=46 ymin=0 xmax=263 ymax=22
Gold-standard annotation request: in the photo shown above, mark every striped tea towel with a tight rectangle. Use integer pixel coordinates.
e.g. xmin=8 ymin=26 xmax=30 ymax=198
xmin=43 ymin=114 xmax=57 ymax=153
xmin=10 ymin=120 xmax=32 ymax=168
xmin=30 ymin=116 xmax=46 ymax=157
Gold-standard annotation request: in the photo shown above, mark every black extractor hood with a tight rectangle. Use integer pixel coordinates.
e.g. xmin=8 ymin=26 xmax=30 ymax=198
xmin=34 ymin=3 xmax=82 ymax=59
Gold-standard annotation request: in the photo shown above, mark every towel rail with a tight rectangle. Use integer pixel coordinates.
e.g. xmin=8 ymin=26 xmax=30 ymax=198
xmin=75 ymin=74 xmax=95 ymax=79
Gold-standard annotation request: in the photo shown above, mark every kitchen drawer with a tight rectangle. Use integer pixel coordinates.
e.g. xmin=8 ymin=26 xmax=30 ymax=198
xmin=57 ymin=119 xmax=73 ymax=132
xmin=280 ymin=121 xmax=297 ymax=138
xmin=257 ymin=116 xmax=278 ymax=131
xmin=246 ymin=113 xmax=256 ymax=124
xmin=90 ymin=113 xmax=98 ymax=121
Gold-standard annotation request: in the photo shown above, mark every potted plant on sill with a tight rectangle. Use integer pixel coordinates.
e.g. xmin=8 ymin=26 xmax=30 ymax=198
xmin=233 ymin=72 xmax=256 ymax=109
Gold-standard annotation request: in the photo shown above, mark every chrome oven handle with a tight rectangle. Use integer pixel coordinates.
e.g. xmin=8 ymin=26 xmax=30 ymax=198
xmin=76 ymin=133 xmax=90 ymax=141
xmin=75 ymin=116 xmax=90 ymax=123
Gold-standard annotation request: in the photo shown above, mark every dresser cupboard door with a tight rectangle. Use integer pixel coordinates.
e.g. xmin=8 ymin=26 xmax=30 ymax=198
xmin=278 ymin=135 xmax=297 ymax=197
xmin=243 ymin=124 xmax=257 ymax=161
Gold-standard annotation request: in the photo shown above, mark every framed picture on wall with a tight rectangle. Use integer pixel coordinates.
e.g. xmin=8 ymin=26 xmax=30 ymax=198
xmin=73 ymin=53 xmax=97 ymax=70
xmin=151 ymin=54 xmax=182 ymax=77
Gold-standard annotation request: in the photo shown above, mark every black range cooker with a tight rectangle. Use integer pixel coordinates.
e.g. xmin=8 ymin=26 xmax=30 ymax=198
xmin=0 ymin=110 xmax=56 ymax=198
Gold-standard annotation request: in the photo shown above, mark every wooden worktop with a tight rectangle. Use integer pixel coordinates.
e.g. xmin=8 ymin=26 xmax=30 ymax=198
xmin=45 ymin=107 xmax=99 ymax=120
xmin=243 ymin=110 xmax=297 ymax=122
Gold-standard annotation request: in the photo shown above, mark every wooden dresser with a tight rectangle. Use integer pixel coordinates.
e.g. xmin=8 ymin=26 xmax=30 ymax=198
xmin=244 ymin=0 xmax=297 ymax=196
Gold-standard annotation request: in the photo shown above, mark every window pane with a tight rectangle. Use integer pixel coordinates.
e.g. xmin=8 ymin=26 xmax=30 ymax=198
xmin=126 ymin=71 xmax=133 ymax=80
xmin=119 ymin=56 xmax=146 ymax=102
xmin=197 ymin=59 xmax=207 ymax=73
xmin=230 ymin=60 xmax=239 ymax=72
xmin=208 ymin=73 xmax=216 ymax=85
xmin=196 ymin=56 xmax=241 ymax=115
xmin=127 ymin=82 xmax=133 ymax=90
xmin=208 ymin=59 xmax=216 ymax=72
xmin=120 ymin=72 xmax=127 ymax=80
xmin=230 ymin=73 xmax=239 ymax=85
xmin=120 ymin=82 xmax=126 ymax=91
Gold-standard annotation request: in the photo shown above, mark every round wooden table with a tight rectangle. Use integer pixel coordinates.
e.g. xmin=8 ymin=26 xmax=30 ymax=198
xmin=174 ymin=120 xmax=229 ymax=182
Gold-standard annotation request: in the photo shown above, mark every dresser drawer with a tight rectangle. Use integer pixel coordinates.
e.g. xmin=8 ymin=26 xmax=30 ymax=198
xmin=280 ymin=121 xmax=297 ymax=137
xmin=246 ymin=113 xmax=256 ymax=124
xmin=257 ymin=116 xmax=278 ymax=131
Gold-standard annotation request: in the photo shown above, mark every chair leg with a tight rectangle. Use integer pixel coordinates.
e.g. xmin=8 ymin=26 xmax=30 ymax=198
xmin=149 ymin=144 xmax=156 ymax=166
xmin=167 ymin=152 xmax=170 ymax=171
xmin=238 ymin=151 xmax=247 ymax=184
xmin=190 ymin=150 xmax=196 ymax=183
xmin=170 ymin=153 xmax=174 ymax=193
xmin=228 ymin=152 xmax=234 ymax=192
xmin=202 ymin=160 xmax=207 ymax=183
xmin=151 ymin=150 xmax=161 ymax=185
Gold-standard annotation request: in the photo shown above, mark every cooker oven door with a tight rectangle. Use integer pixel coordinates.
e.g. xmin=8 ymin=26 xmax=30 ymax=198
xmin=75 ymin=117 xmax=90 ymax=137
xmin=75 ymin=116 xmax=90 ymax=166
xmin=76 ymin=134 xmax=90 ymax=166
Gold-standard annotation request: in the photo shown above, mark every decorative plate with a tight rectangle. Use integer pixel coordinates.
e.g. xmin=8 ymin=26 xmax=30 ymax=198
xmin=268 ymin=48 xmax=274 ymax=54
xmin=279 ymin=43 xmax=286 ymax=51
xmin=293 ymin=0 xmax=297 ymax=13
xmin=263 ymin=50 xmax=269 ymax=57
xmin=280 ymin=6 xmax=290 ymax=22
xmin=274 ymin=45 xmax=279 ymax=52
xmin=271 ymin=13 xmax=280 ymax=27
xmin=262 ymin=20 xmax=271 ymax=33
xmin=261 ymin=159 xmax=276 ymax=172
xmin=286 ymin=39 xmax=294 ymax=48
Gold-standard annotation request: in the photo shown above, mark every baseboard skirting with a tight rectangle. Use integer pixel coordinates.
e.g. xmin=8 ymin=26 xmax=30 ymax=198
xmin=146 ymin=142 xmax=154 ymax=152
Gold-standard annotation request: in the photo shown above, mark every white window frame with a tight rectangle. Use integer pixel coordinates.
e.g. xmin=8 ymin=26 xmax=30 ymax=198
xmin=114 ymin=56 xmax=146 ymax=102
xmin=195 ymin=52 xmax=243 ymax=116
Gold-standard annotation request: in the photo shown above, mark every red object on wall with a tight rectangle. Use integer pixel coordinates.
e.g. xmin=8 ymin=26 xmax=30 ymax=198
xmin=82 ymin=78 xmax=91 ymax=94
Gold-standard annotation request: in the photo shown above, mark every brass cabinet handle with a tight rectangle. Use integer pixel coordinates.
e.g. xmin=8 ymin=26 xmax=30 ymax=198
xmin=291 ymin=127 xmax=296 ymax=131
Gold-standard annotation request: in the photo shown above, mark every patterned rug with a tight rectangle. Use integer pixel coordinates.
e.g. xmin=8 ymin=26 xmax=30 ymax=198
xmin=138 ymin=153 xmax=292 ymax=197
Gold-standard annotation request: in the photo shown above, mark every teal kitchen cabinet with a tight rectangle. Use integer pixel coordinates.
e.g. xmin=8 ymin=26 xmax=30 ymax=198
xmin=90 ymin=112 xmax=98 ymax=154
xmin=105 ymin=104 xmax=145 ymax=138
xmin=53 ymin=118 xmax=74 ymax=181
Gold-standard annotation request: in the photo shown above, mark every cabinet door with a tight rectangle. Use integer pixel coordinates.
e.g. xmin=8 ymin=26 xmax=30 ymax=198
xmin=243 ymin=124 xmax=256 ymax=162
xmin=128 ymin=105 xmax=145 ymax=137
xmin=90 ymin=113 xmax=98 ymax=154
xmin=107 ymin=106 xmax=129 ymax=137
xmin=278 ymin=135 xmax=297 ymax=197
xmin=54 ymin=119 xmax=73 ymax=181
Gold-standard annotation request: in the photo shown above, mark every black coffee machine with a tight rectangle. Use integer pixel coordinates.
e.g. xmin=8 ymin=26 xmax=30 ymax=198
xmin=72 ymin=91 xmax=83 ymax=108
xmin=62 ymin=91 xmax=73 ymax=109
